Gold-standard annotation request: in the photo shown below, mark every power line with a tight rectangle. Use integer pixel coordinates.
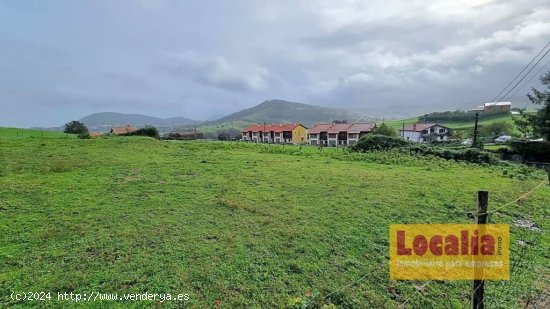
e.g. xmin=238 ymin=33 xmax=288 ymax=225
xmin=508 ymin=57 xmax=550 ymax=99
xmin=497 ymin=44 xmax=550 ymax=102
xmin=489 ymin=40 xmax=550 ymax=103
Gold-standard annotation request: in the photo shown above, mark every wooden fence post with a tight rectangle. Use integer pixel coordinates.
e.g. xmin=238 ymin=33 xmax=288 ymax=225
xmin=472 ymin=190 xmax=488 ymax=309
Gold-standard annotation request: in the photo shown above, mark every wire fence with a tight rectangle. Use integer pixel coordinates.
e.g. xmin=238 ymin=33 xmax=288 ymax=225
xmin=310 ymin=179 xmax=548 ymax=308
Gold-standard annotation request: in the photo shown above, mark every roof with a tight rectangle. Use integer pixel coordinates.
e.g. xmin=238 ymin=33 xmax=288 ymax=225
xmin=242 ymin=123 xmax=306 ymax=133
xmin=483 ymin=102 xmax=512 ymax=106
xmin=111 ymin=125 xmax=137 ymax=135
xmin=348 ymin=123 xmax=376 ymax=133
xmin=307 ymin=123 xmax=332 ymax=134
xmin=401 ymin=123 xmax=450 ymax=132
xmin=308 ymin=123 xmax=376 ymax=134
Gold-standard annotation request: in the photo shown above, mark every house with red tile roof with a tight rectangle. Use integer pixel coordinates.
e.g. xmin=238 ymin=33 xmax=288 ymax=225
xmin=399 ymin=123 xmax=452 ymax=143
xmin=110 ymin=125 xmax=137 ymax=135
xmin=241 ymin=123 xmax=308 ymax=144
xmin=308 ymin=123 xmax=376 ymax=146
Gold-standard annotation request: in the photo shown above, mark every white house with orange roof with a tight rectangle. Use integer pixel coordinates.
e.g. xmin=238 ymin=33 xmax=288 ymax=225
xmin=399 ymin=123 xmax=452 ymax=143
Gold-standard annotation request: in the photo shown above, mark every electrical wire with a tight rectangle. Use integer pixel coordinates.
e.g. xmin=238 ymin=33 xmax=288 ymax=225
xmin=489 ymin=40 xmax=550 ymax=103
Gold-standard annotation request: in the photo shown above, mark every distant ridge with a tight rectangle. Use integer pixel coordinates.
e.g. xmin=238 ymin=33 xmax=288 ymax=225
xmin=208 ymin=99 xmax=364 ymax=127
xmin=79 ymin=112 xmax=197 ymax=129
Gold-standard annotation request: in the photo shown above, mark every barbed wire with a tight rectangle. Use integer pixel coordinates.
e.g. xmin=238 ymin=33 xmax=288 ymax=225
xmin=474 ymin=180 xmax=548 ymax=216
xmin=308 ymin=179 xmax=548 ymax=308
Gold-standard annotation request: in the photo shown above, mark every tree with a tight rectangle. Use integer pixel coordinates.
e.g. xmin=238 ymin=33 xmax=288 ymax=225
xmin=64 ymin=121 xmax=89 ymax=135
xmin=526 ymin=71 xmax=550 ymax=140
xmin=373 ymin=123 xmax=398 ymax=137
xmin=479 ymin=121 xmax=513 ymax=138
xmin=512 ymin=109 xmax=532 ymax=138
xmin=451 ymin=129 xmax=464 ymax=140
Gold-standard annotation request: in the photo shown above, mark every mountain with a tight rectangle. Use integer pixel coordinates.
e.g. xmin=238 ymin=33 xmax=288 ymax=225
xmin=208 ymin=99 xmax=365 ymax=128
xmin=79 ymin=112 xmax=197 ymax=131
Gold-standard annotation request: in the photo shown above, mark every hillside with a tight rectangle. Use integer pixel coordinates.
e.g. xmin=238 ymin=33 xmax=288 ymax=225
xmin=198 ymin=99 xmax=366 ymax=133
xmin=0 ymin=137 xmax=547 ymax=307
xmin=79 ymin=112 xmax=197 ymax=130
xmin=384 ymin=113 xmax=514 ymax=131
xmin=0 ymin=127 xmax=76 ymax=139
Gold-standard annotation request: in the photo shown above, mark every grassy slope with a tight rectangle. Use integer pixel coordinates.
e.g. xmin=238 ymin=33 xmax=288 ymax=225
xmin=198 ymin=120 xmax=254 ymax=134
xmin=198 ymin=112 xmax=515 ymax=135
xmin=0 ymin=137 xmax=548 ymax=308
xmin=384 ymin=113 xmax=514 ymax=131
xmin=0 ymin=127 xmax=76 ymax=139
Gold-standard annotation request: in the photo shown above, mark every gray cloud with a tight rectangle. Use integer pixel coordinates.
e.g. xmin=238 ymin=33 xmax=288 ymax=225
xmin=0 ymin=0 xmax=549 ymax=127
xmin=168 ymin=51 xmax=271 ymax=92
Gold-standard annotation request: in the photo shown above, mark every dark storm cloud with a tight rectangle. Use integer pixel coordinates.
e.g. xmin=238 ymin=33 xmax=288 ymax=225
xmin=0 ymin=0 xmax=549 ymax=127
xmin=166 ymin=51 xmax=271 ymax=93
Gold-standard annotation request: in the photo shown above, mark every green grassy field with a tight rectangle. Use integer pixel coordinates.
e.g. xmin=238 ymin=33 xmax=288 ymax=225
xmin=384 ymin=113 xmax=514 ymax=132
xmin=0 ymin=131 xmax=548 ymax=308
xmin=0 ymin=127 xmax=75 ymax=139
xmin=198 ymin=120 xmax=254 ymax=134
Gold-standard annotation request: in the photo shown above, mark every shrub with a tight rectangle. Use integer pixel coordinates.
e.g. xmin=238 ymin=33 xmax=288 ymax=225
xmin=351 ymin=134 xmax=500 ymax=165
xmin=351 ymin=134 xmax=410 ymax=152
xmin=508 ymin=140 xmax=550 ymax=162
xmin=419 ymin=109 xmax=508 ymax=122
xmin=77 ymin=133 xmax=91 ymax=139
xmin=372 ymin=123 xmax=398 ymax=137
xmin=409 ymin=145 xmax=499 ymax=164
xmin=129 ymin=126 xmax=159 ymax=139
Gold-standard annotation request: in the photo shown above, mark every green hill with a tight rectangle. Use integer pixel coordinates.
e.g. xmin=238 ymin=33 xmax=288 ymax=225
xmin=79 ymin=112 xmax=196 ymax=130
xmin=198 ymin=99 xmax=365 ymax=133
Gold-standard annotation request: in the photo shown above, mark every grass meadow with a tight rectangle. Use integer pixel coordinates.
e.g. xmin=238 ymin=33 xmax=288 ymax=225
xmin=383 ymin=113 xmax=515 ymax=132
xmin=0 ymin=132 xmax=548 ymax=308
xmin=0 ymin=127 xmax=75 ymax=139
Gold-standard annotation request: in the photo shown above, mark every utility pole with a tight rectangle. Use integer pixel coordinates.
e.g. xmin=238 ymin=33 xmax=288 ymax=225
xmin=472 ymin=190 xmax=488 ymax=309
xmin=263 ymin=122 xmax=266 ymax=143
xmin=194 ymin=123 xmax=197 ymax=140
xmin=472 ymin=112 xmax=480 ymax=147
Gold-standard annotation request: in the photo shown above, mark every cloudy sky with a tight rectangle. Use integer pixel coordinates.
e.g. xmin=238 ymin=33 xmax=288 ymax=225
xmin=1 ymin=0 xmax=549 ymax=127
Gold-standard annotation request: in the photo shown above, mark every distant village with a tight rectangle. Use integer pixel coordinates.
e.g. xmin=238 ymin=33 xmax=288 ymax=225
xmin=95 ymin=101 xmax=512 ymax=146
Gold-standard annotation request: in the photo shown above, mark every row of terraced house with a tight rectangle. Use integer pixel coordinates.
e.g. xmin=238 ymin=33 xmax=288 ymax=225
xmin=242 ymin=122 xmax=378 ymax=146
xmin=242 ymin=122 xmax=452 ymax=145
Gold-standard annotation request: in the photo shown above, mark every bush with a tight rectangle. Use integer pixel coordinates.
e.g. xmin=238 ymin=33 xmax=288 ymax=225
xmin=420 ymin=109 xmax=508 ymax=122
xmin=77 ymin=133 xmax=91 ymax=139
xmin=509 ymin=140 xmax=550 ymax=162
xmin=350 ymin=134 xmax=500 ymax=165
xmin=409 ymin=145 xmax=500 ymax=164
xmin=372 ymin=123 xmax=398 ymax=137
xmin=350 ymin=134 xmax=411 ymax=152
xmin=129 ymin=126 xmax=159 ymax=139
